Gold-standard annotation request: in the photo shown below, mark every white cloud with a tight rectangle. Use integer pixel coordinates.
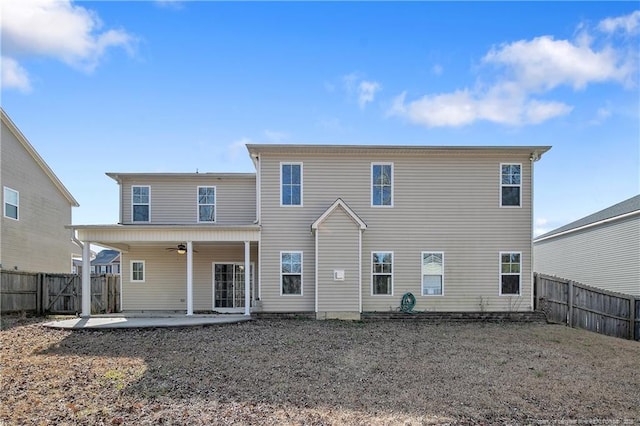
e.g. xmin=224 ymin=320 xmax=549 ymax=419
xmin=598 ymin=10 xmax=640 ymax=35
xmin=228 ymin=138 xmax=251 ymax=160
xmin=341 ymin=72 xmax=381 ymax=109
xmin=388 ymin=13 xmax=637 ymax=128
xmin=534 ymin=218 xmax=552 ymax=237
xmin=1 ymin=0 xmax=135 ymax=90
xmin=264 ymin=130 xmax=289 ymax=143
xmin=389 ymin=85 xmax=573 ymax=128
xmin=1 ymin=56 xmax=31 ymax=92
xmin=155 ymin=0 xmax=185 ymax=10
xmin=483 ymin=35 xmax=631 ymax=91
xmin=357 ymin=80 xmax=381 ymax=109
xmin=431 ymin=64 xmax=443 ymax=76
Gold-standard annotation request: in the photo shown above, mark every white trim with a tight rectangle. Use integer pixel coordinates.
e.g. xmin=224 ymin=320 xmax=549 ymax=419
xmin=280 ymin=250 xmax=303 ymax=296
xmin=244 ymin=241 xmax=250 ymax=316
xmin=212 ymin=261 xmax=256 ymax=311
xmin=358 ymin=229 xmax=363 ymax=312
xmin=314 ymin=228 xmax=319 ymax=313
xmin=371 ymin=251 xmax=394 ymax=296
xmin=3 ymin=186 xmax=19 ymax=220
xmin=197 ymin=185 xmax=216 ymax=223
xmin=131 ymin=185 xmax=151 ymax=223
xmin=371 ymin=162 xmax=394 ymax=207
xmin=530 ymin=157 xmax=535 ymax=310
xmin=499 ymin=251 xmax=522 ymax=296
xmin=186 ymin=241 xmax=193 ymax=315
xmin=421 ymin=251 xmax=445 ymax=296
xmin=280 ymin=162 xmax=303 ymax=207
xmin=256 ymin=155 xmax=261 ymax=223
xmin=534 ymin=209 xmax=640 ymax=243
xmin=130 ymin=260 xmax=145 ymax=283
xmin=499 ymin=163 xmax=522 ymax=208
xmin=311 ymin=198 xmax=367 ymax=230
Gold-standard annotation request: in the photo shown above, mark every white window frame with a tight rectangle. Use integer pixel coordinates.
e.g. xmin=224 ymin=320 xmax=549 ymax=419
xmin=280 ymin=251 xmax=303 ymax=296
xmin=371 ymin=251 xmax=393 ymax=296
xmin=197 ymin=186 xmax=216 ymax=223
xmin=499 ymin=252 xmax=521 ymax=296
xmin=280 ymin=162 xmax=303 ymax=207
xmin=500 ymin=163 xmax=522 ymax=208
xmin=421 ymin=251 xmax=444 ymax=296
xmin=371 ymin=163 xmax=394 ymax=207
xmin=131 ymin=185 xmax=151 ymax=222
xmin=130 ymin=260 xmax=145 ymax=283
xmin=3 ymin=186 xmax=19 ymax=220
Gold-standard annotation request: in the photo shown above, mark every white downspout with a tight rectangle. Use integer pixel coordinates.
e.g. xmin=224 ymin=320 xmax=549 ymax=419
xmin=314 ymin=228 xmax=318 ymax=315
xmin=244 ymin=241 xmax=251 ymax=316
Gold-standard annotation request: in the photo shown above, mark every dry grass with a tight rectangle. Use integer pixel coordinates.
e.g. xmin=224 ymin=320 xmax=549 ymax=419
xmin=1 ymin=315 xmax=639 ymax=425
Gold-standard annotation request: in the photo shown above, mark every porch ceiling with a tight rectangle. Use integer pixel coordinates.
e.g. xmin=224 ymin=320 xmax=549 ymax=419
xmin=70 ymin=224 xmax=261 ymax=252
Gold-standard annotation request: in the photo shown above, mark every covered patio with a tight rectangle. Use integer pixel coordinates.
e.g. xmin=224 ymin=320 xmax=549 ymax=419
xmin=71 ymin=224 xmax=261 ymax=317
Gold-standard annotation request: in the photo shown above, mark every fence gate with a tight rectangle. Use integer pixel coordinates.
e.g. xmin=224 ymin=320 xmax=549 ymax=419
xmin=1 ymin=271 xmax=120 ymax=315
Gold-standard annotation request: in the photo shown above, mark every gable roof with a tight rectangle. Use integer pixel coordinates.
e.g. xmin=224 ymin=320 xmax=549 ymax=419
xmin=311 ymin=198 xmax=367 ymax=231
xmin=91 ymin=249 xmax=120 ymax=266
xmin=1 ymin=108 xmax=79 ymax=207
xmin=535 ymin=194 xmax=640 ymax=242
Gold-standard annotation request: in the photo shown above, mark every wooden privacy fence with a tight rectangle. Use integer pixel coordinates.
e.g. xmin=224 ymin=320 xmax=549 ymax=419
xmin=1 ymin=270 xmax=120 ymax=315
xmin=535 ymin=273 xmax=639 ymax=341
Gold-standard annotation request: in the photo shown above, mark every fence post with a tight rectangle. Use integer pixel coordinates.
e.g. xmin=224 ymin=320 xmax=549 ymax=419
xmin=630 ymin=296 xmax=636 ymax=341
xmin=567 ymin=280 xmax=574 ymax=328
xmin=36 ymin=273 xmax=43 ymax=314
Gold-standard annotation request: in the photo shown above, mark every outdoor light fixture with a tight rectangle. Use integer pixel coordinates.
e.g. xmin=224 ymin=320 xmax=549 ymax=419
xmin=177 ymin=244 xmax=187 ymax=255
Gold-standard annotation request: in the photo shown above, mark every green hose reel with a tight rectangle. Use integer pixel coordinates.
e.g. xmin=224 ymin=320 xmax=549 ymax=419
xmin=400 ymin=292 xmax=417 ymax=313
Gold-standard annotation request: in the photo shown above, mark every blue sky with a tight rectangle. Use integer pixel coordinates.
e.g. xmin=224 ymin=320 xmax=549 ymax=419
xmin=2 ymin=1 xmax=639 ymax=236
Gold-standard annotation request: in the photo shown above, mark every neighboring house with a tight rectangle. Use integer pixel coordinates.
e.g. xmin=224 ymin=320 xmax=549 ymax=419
xmin=73 ymin=144 xmax=550 ymax=318
xmin=534 ymin=195 xmax=640 ymax=296
xmin=91 ymin=249 xmax=121 ymax=274
xmin=1 ymin=109 xmax=79 ymax=273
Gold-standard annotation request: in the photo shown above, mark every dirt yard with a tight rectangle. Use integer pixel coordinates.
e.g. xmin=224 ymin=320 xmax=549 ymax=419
xmin=1 ymin=315 xmax=639 ymax=425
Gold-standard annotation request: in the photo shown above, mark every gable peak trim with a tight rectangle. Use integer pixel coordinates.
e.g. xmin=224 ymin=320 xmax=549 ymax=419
xmin=311 ymin=198 xmax=367 ymax=231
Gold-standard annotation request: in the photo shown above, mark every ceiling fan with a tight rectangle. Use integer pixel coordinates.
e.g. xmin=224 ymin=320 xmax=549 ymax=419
xmin=165 ymin=243 xmax=197 ymax=254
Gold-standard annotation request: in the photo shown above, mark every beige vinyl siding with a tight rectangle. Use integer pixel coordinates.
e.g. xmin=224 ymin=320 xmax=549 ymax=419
xmin=316 ymin=206 xmax=360 ymax=312
xmin=534 ymin=215 xmax=640 ymax=296
xmin=120 ymin=176 xmax=256 ymax=225
xmin=259 ymin=150 xmax=534 ymax=312
xmin=121 ymin=243 xmax=258 ymax=311
xmin=1 ymin=120 xmax=74 ymax=273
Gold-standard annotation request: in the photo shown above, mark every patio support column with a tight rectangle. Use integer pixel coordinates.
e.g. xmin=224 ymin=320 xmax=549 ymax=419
xmin=81 ymin=241 xmax=91 ymax=317
xmin=186 ymin=241 xmax=193 ymax=316
xmin=244 ymin=241 xmax=250 ymax=316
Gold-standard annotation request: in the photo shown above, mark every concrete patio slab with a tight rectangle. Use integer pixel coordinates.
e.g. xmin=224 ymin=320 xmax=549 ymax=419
xmin=43 ymin=314 xmax=252 ymax=330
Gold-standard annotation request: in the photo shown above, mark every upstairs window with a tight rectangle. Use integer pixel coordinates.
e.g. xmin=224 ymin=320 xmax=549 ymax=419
xmin=372 ymin=163 xmax=393 ymax=207
xmin=500 ymin=252 xmax=521 ymax=295
xmin=198 ymin=186 xmax=216 ymax=222
xmin=3 ymin=187 xmax=18 ymax=220
xmin=422 ymin=252 xmax=444 ymax=296
xmin=501 ymin=164 xmax=521 ymax=207
xmin=372 ymin=251 xmax=393 ymax=295
xmin=281 ymin=163 xmax=302 ymax=206
xmin=132 ymin=186 xmax=150 ymax=222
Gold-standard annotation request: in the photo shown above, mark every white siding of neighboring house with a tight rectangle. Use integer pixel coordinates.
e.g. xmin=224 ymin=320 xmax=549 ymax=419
xmin=119 ymin=175 xmax=256 ymax=225
xmin=121 ymin=243 xmax=259 ymax=311
xmin=1 ymin=118 xmax=75 ymax=273
xmin=258 ymin=149 xmax=535 ymax=313
xmin=534 ymin=215 xmax=640 ymax=296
